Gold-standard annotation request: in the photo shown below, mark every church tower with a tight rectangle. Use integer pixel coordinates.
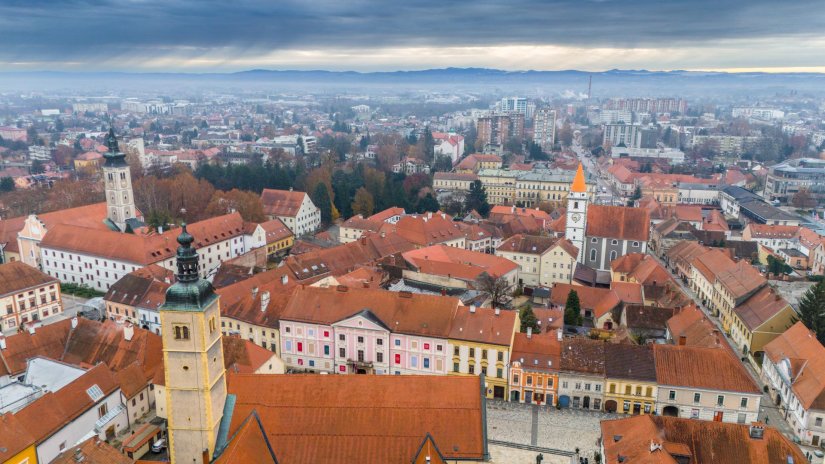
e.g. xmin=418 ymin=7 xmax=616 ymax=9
xmin=565 ymin=163 xmax=589 ymax=262
xmin=102 ymin=128 xmax=136 ymax=232
xmin=161 ymin=224 xmax=227 ymax=464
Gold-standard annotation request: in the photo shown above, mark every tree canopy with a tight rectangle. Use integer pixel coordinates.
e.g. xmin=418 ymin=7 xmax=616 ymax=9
xmin=564 ymin=289 xmax=583 ymax=326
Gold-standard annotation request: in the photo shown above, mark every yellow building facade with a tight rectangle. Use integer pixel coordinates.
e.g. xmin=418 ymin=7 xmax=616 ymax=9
xmin=2 ymin=445 xmax=37 ymax=464
xmin=604 ymin=379 xmax=658 ymax=415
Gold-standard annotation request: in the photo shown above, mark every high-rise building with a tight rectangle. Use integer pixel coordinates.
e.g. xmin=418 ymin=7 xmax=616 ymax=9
xmin=161 ymin=225 xmax=227 ymax=464
xmin=533 ymin=108 xmax=557 ymax=150
xmin=477 ymin=113 xmax=525 ymax=148
xmin=603 ymin=123 xmax=644 ymax=148
xmin=498 ymin=97 xmax=528 ymax=114
xmin=102 ymin=129 xmax=138 ymax=232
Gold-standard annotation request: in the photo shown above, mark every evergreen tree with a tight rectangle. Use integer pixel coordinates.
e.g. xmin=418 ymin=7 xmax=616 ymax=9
xmin=0 ymin=177 xmax=14 ymax=192
xmin=311 ymin=183 xmax=333 ymax=227
xmin=520 ymin=305 xmax=541 ymax=333
xmin=796 ymin=280 xmax=825 ymax=344
xmin=465 ymin=180 xmax=491 ymax=217
xmin=416 ymin=193 xmax=440 ymax=213
xmin=564 ymin=289 xmax=583 ymax=326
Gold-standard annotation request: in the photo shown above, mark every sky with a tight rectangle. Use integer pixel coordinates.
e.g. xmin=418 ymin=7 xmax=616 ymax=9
xmin=1 ymin=0 xmax=825 ymax=73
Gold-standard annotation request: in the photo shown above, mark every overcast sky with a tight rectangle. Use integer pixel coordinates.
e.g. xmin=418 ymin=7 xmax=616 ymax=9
xmin=2 ymin=0 xmax=824 ymax=72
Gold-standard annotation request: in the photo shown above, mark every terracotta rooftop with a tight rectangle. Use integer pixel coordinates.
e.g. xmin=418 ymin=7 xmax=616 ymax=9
xmin=379 ymin=213 xmax=464 ymax=247
xmin=622 ymin=305 xmax=676 ymax=331
xmin=665 ymin=305 xmax=726 ymax=349
xmin=0 ymin=413 xmax=36 ymax=462
xmin=585 ymin=205 xmax=651 ymax=241
xmin=225 ymin=373 xmax=486 ymax=464
xmin=653 ymin=344 xmax=760 ymax=393
xmin=746 ymin=223 xmax=800 ymax=239
xmin=367 ymin=207 xmax=405 ymax=223
xmin=601 ymin=415 xmax=805 ymax=464
xmin=447 ymin=305 xmax=517 ymax=346
xmin=402 ymin=244 xmax=518 ymax=282
xmin=550 ymin=283 xmax=642 ymax=319
xmin=256 ymin=218 xmax=293 ymax=243
xmin=0 ymin=261 xmax=58 ymax=296
xmin=214 ymin=412 xmax=277 ymax=464
xmin=715 ymin=260 xmax=766 ymax=301
xmin=216 ymin=269 xmax=297 ymax=329
xmin=52 ymin=436 xmax=133 ymax=464
xmin=281 ymin=286 xmax=461 ymax=339
xmin=260 ymin=188 xmax=309 ymax=218
xmin=763 ymin=322 xmax=825 ymax=410
xmin=511 ymin=332 xmax=561 ymax=373
xmin=733 ymin=286 xmax=791 ymax=331
xmin=223 ymin=337 xmax=277 ymax=374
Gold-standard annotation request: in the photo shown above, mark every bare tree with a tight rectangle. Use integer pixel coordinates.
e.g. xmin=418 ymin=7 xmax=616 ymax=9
xmin=475 ymin=272 xmax=510 ymax=309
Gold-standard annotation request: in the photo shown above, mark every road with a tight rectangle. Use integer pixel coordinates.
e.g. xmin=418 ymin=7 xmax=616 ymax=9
xmin=572 ymin=142 xmax=624 ymax=206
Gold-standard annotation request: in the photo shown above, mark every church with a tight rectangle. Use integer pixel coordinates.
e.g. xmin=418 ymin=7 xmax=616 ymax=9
xmin=159 ymin=225 xmax=488 ymax=463
xmin=558 ymin=163 xmax=650 ymax=273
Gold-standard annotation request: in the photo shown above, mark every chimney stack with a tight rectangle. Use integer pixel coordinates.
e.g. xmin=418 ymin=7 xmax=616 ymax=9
xmin=252 ymin=287 xmax=259 ymax=299
xmin=495 ymin=307 xmax=500 ymax=316
xmin=71 ymin=316 xmax=78 ymax=329
xmin=557 ymin=328 xmax=563 ymax=341
xmin=281 ymin=274 xmax=288 ymax=285
xmin=678 ymin=335 xmax=687 ymax=346
xmin=123 ymin=322 xmax=134 ymax=342
xmin=27 ymin=325 xmax=35 ymax=335
xmin=0 ymin=335 xmax=5 ymax=350
xmin=261 ymin=291 xmax=271 ymax=312
xmin=469 ymin=305 xmax=476 ymax=314
xmin=527 ymin=327 xmax=532 ymax=339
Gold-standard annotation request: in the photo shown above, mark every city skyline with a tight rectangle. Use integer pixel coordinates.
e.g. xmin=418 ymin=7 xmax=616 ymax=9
xmin=2 ymin=0 xmax=825 ymax=73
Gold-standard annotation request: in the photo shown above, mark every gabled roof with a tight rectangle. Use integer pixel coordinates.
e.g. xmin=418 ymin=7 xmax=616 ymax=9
xmin=715 ymin=261 xmax=766 ymax=301
xmin=223 ymin=337 xmax=278 ymax=374
xmin=511 ymin=332 xmax=561 ymax=373
xmin=52 ymin=436 xmax=133 ymax=464
xmin=745 ymin=223 xmax=799 ymax=239
xmin=605 ymin=344 xmax=656 ymax=382
xmin=498 ymin=234 xmax=578 ymax=257
xmin=586 ymin=205 xmax=651 ymax=241
xmin=653 ymin=344 xmax=760 ymax=393
xmin=214 ymin=411 xmax=278 ymax=464
xmin=763 ymin=322 xmax=825 ymax=410
xmin=447 ymin=305 xmax=517 ymax=346
xmin=0 ymin=413 xmax=36 ymax=462
xmin=0 ymin=261 xmax=58 ymax=296
xmin=380 ymin=213 xmax=464 ymax=247
xmin=560 ymin=337 xmax=605 ymax=375
xmin=217 ymin=270 xmax=296 ymax=329
xmin=225 ymin=374 xmax=486 ymax=464
xmin=367 ymin=207 xmax=405 ymax=223
xmin=601 ymin=415 xmax=805 ymax=464
xmin=622 ymin=305 xmax=676 ymax=331
xmin=733 ymin=286 xmax=791 ymax=331
xmin=402 ymin=244 xmax=518 ymax=281
xmin=550 ymin=283 xmax=642 ymax=319
xmin=280 ymin=286 xmax=461 ymax=339
xmin=260 ymin=189 xmax=309 ymax=218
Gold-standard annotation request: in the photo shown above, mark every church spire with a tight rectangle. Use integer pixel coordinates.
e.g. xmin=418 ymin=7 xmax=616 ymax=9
xmin=103 ymin=127 xmax=127 ymax=167
xmin=571 ymin=163 xmax=587 ymax=193
xmin=161 ymin=223 xmax=217 ymax=311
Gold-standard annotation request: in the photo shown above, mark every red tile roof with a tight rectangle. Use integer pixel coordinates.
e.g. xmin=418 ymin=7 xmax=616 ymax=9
xmin=225 ymin=373 xmax=486 ymax=464
xmin=0 ymin=261 xmax=58 ymax=296
xmin=380 ymin=213 xmax=464 ymax=247
xmin=653 ymin=344 xmax=760 ymax=393
xmin=223 ymin=337 xmax=278 ymax=374
xmin=763 ymin=322 xmax=825 ymax=410
xmin=402 ymin=244 xmax=518 ymax=281
xmin=498 ymin=234 xmax=578 ymax=257
xmin=585 ymin=205 xmax=651 ymax=241
xmin=511 ymin=332 xmax=561 ymax=373
xmin=260 ymin=189 xmax=308 ymax=218
xmin=601 ymin=415 xmax=805 ymax=464
xmin=52 ymin=437 xmax=133 ymax=464
xmin=0 ymin=413 xmax=36 ymax=462
xmin=447 ymin=305 xmax=517 ymax=346
xmin=734 ymin=286 xmax=791 ymax=331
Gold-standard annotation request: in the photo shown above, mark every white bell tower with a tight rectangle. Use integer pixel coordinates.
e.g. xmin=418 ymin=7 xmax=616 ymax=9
xmin=102 ymin=128 xmax=137 ymax=232
xmin=565 ymin=163 xmax=589 ymax=262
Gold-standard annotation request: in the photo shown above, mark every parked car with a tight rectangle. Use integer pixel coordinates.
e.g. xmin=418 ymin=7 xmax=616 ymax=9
xmin=151 ymin=438 xmax=167 ymax=453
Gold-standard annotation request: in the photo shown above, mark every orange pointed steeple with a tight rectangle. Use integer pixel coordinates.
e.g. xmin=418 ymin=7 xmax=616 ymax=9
xmin=571 ymin=162 xmax=587 ymax=193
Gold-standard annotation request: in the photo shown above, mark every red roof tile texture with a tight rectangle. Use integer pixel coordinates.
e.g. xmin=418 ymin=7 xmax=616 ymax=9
xmin=653 ymin=344 xmax=760 ymax=393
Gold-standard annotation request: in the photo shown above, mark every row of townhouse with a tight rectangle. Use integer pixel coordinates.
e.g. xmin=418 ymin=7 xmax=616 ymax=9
xmin=508 ymin=333 xmax=762 ymax=424
xmin=666 ymin=241 xmax=796 ymax=368
xmin=277 ymin=285 xmax=520 ymax=399
xmin=39 ymin=213 xmax=292 ymax=292
xmin=475 ymin=167 xmax=597 ymax=207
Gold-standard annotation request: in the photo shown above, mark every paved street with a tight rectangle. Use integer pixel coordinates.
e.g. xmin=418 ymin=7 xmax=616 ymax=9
xmin=487 ymin=400 xmax=620 ymax=462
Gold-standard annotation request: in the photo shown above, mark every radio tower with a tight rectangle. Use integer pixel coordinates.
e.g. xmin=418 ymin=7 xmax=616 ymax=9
xmin=587 ymin=75 xmax=592 ymax=100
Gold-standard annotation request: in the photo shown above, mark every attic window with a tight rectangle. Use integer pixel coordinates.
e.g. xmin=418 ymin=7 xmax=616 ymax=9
xmin=86 ymin=384 xmax=104 ymax=401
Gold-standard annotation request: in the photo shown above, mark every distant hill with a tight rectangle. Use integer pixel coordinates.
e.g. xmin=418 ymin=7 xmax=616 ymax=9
xmin=2 ymin=67 xmax=824 ymax=95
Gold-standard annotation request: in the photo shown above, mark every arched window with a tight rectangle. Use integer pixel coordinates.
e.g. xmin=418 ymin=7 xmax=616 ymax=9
xmin=182 ymin=326 xmax=190 ymax=340
xmin=174 ymin=326 xmax=182 ymax=339
xmin=590 ymin=249 xmax=597 ymax=261
xmin=610 ymin=251 xmax=617 ymax=261
xmin=174 ymin=325 xmax=190 ymax=340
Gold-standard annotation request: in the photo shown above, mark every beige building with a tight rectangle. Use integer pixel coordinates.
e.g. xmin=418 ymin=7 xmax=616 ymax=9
xmin=477 ymin=169 xmax=519 ymax=205
xmin=515 ymin=169 xmax=596 ymax=208
xmin=0 ymin=261 xmax=62 ymax=331
xmin=494 ymin=234 xmax=578 ymax=287
xmin=654 ymin=345 xmax=762 ymax=424
xmin=433 ymin=172 xmax=478 ymax=192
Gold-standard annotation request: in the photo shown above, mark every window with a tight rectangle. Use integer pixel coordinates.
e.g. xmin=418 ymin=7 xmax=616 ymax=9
xmin=357 ymin=350 xmax=364 ymax=362
xmin=377 ymin=338 xmax=383 ymax=346
xmin=623 ymin=401 xmax=630 ymax=412
xmin=468 ymin=364 xmax=475 ymax=375
xmin=669 ymin=390 xmax=676 ymax=401
xmin=394 ymin=339 xmax=401 ymax=347
xmin=611 ymin=239 xmax=618 ymax=245
xmin=497 ymin=352 xmax=504 ymax=362
xmin=497 ymin=368 xmax=503 ymax=378
xmin=285 ymin=340 xmax=292 ymax=352
xmin=609 ymin=384 xmax=616 ymax=393
xmin=423 ymin=358 xmax=430 ymax=368
xmin=454 ymin=346 xmax=460 ymax=356
xmin=717 ymin=395 xmax=725 ymax=406
xmin=610 ymin=251 xmax=618 ymax=261
xmin=454 ymin=362 xmax=460 ymax=372
xmin=209 ymin=317 xmax=216 ymax=333
xmin=740 ymin=397 xmax=748 ymax=408
xmin=395 ymin=354 xmax=401 ymax=364
xmin=595 ymin=384 xmax=601 ymax=392
xmin=339 ymin=347 xmax=345 ymax=357
xmin=590 ymin=249 xmax=597 ymax=261
xmin=324 ymin=345 xmax=330 ymax=355
xmin=816 ymin=417 xmax=823 ymax=427
xmin=694 ymin=393 xmax=701 ymax=403
xmin=297 ymin=342 xmax=303 ymax=352
xmin=469 ymin=348 xmax=475 ymax=357
xmin=357 ymin=336 xmax=364 ymax=343
xmin=585 ymin=383 xmax=591 ymax=391
xmin=691 ymin=408 xmax=700 ymax=419
xmin=526 ymin=376 xmax=533 ymax=386
xmin=644 ymin=404 xmax=651 ymax=414
xmin=173 ymin=325 xmax=190 ymax=340
xmin=98 ymin=403 xmax=108 ymax=418
xmin=377 ymin=352 xmax=383 ymax=363
xmin=632 ymin=241 xmax=640 ymax=247
xmin=339 ymin=334 xmax=345 ymax=341
xmin=436 ymin=344 xmax=443 ymax=352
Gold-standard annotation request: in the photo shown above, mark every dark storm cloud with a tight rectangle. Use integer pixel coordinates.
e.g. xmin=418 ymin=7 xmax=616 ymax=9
xmin=0 ymin=0 xmax=823 ymax=67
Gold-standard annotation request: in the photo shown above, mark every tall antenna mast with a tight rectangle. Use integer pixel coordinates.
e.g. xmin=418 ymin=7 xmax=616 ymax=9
xmin=588 ymin=75 xmax=592 ymax=100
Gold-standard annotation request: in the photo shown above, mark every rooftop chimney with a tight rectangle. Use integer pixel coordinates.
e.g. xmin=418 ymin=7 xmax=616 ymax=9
xmin=527 ymin=327 xmax=532 ymax=339
xmin=557 ymin=328 xmax=563 ymax=341
xmin=27 ymin=325 xmax=35 ymax=335
xmin=427 ymin=212 xmax=433 ymax=219
xmin=470 ymin=305 xmax=476 ymax=314
xmin=441 ymin=288 xmax=447 ymax=296
xmin=0 ymin=335 xmax=6 ymax=350
xmin=749 ymin=423 xmax=765 ymax=440
xmin=261 ymin=291 xmax=270 ymax=312
xmin=495 ymin=307 xmax=500 ymax=316
xmin=123 ymin=322 xmax=134 ymax=342
xmin=678 ymin=335 xmax=687 ymax=346
xmin=71 ymin=316 xmax=78 ymax=329
xmin=281 ymin=274 xmax=288 ymax=285
xmin=252 ymin=287 xmax=259 ymax=298
xmin=361 ymin=236 xmax=367 ymax=245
